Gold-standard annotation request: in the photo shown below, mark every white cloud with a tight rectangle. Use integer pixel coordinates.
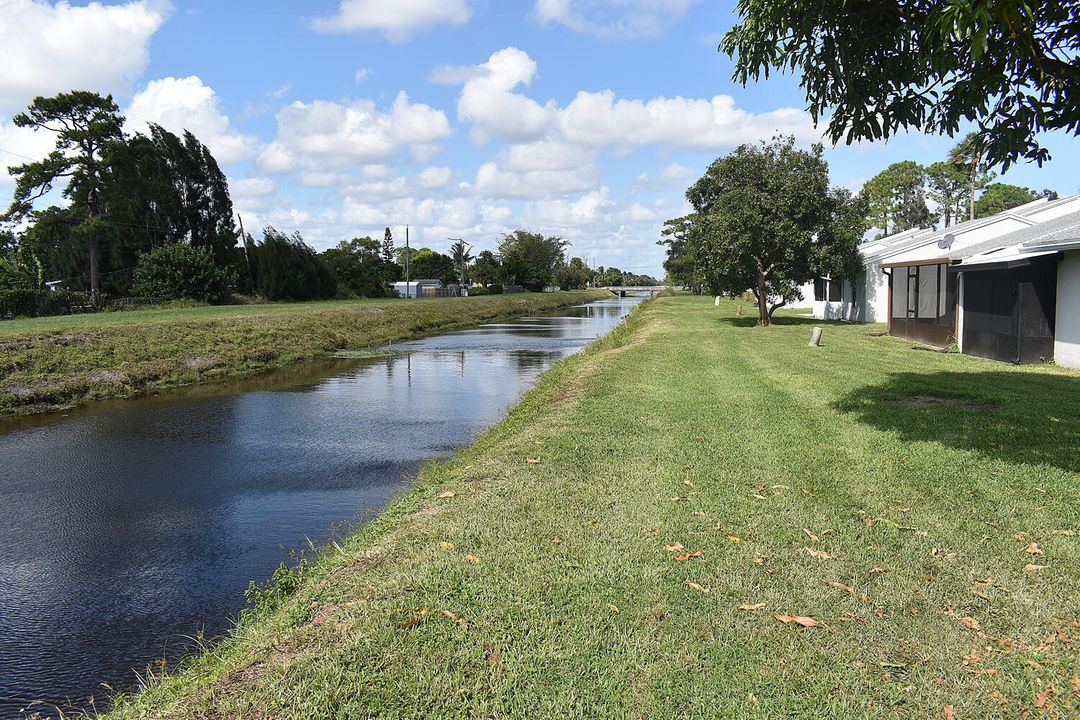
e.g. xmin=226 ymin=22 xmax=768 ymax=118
xmin=441 ymin=48 xmax=815 ymax=153
xmin=475 ymin=161 xmax=601 ymax=200
xmin=260 ymin=91 xmax=451 ymax=173
xmin=417 ymin=166 xmax=452 ymax=189
xmin=311 ymin=0 xmax=470 ymax=42
xmin=125 ymin=76 xmax=258 ymax=164
xmin=0 ymin=0 xmax=170 ymax=114
xmin=354 ymin=68 xmax=372 ymax=83
xmin=532 ymin=0 xmax=701 ymax=39
xmin=231 ymin=177 xmax=276 ymax=198
xmin=559 ymin=91 xmax=815 ymax=150
xmin=435 ymin=47 xmax=557 ymax=144
xmin=635 ymin=161 xmax=696 ymax=190
xmin=0 ymin=119 xmax=56 ymax=187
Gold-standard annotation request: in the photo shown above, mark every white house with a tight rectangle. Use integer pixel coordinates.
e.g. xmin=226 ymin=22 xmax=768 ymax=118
xmin=801 ymin=195 xmax=1080 ymax=328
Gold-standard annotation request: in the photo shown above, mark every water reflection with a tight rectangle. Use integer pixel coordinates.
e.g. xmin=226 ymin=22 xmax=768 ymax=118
xmin=0 ymin=295 xmax=641 ymax=717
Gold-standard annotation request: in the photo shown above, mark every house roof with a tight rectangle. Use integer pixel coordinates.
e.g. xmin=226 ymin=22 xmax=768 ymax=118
xmin=953 ymin=208 xmax=1080 ymax=261
xmin=862 ymin=194 xmax=1080 ymax=265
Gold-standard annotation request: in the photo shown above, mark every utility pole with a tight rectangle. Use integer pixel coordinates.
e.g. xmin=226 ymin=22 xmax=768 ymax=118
xmin=405 ymin=225 xmax=411 ymax=298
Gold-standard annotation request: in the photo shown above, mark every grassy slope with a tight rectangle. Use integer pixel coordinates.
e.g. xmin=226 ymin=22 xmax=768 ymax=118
xmin=103 ymin=295 xmax=1078 ymax=719
xmin=0 ymin=291 xmax=610 ymax=417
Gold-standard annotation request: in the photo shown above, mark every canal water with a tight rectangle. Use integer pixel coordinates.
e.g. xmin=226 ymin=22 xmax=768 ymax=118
xmin=0 ymin=294 xmax=643 ymax=717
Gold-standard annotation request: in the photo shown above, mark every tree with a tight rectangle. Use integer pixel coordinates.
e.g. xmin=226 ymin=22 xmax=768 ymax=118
xmin=131 ymin=242 xmax=234 ymax=302
xmin=974 ymin=183 xmax=1037 ymax=218
xmin=554 ymin=257 xmax=592 ymax=289
xmin=2 ymin=91 xmax=124 ymax=303
xmin=401 ymin=248 xmax=457 ymax=285
xmin=658 ymin=216 xmax=698 ymax=290
xmin=720 ymin=1 xmax=1080 ymax=168
xmin=321 ymin=237 xmax=395 ymax=298
xmin=861 ymin=161 xmax=931 ymax=237
xmin=498 ymin=230 xmax=568 ymax=290
xmin=382 ymin=227 xmax=395 ymax=264
xmin=254 ymin=227 xmax=335 ymax=301
xmin=926 ymin=161 xmax=969 ymax=228
xmin=687 ymin=135 xmax=863 ymax=326
xmin=471 ymin=250 xmax=501 ymax=286
xmin=948 ymin=133 xmax=995 ymax=222
xmin=449 ymin=239 xmax=473 ymax=286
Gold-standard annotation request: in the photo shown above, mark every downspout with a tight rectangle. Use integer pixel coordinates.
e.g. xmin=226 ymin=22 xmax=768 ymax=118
xmin=881 ymin=266 xmax=893 ymax=334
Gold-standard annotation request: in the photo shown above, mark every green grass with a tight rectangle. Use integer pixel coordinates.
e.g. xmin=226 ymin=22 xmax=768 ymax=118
xmin=0 ymin=291 xmax=611 ymax=418
xmin=99 ymin=294 xmax=1079 ymax=719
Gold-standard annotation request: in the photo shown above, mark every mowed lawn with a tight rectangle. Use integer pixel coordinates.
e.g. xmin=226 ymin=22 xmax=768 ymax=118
xmin=103 ymin=294 xmax=1079 ymax=719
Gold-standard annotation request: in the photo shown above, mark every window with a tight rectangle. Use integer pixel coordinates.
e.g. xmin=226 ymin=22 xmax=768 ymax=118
xmin=828 ymin=279 xmax=843 ymax=302
xmin=814 ymin=277 xmax=827 ymax=302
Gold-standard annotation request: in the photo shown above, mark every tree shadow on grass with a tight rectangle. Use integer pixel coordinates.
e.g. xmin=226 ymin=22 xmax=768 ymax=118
xmin=832 ymin=371 xmax=1080 ymax=473
xmin=716 ymin=315 xmax=850 ymax=328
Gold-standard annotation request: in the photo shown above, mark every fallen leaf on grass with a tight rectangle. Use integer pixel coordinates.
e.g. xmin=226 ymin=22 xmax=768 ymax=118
xmin=466 ymin=554 xmax=480 ymax=564
xmin=870 ymin=567 xmax=888 ymax=574
xmin=640 ymin=527 xmax=658 ymax=536
xmin=825 ymin=581 xmax=855 ymax=594
xmin=607 ymin=604 xmax=620 ymax=613
xmin=437 ymin=491 xmax=457 ymax=499
xmin=772 ymin=484 xmax=789 ymax=490
xmin=526 ymin=457 xmax=541 ymax=464
xmin=1024 ymin=542 xmax=1043 ymax=555
xmin=397 ymin=615 xmax=424 ymax=629
xmin=1035 ymin=691 xmax=1049 ymax=708
xmin=441 ymin=610 xmax=468 ymax=628
xmin=1024 ymin=563 xmax=1048 ymax=572
xmin=663 ymin=542 xmax=685 ymax=552
xmin=753 ymin=556 xmax=768 ymax=565
xmin=675 ymin=550 xmax=703 ymax=561
xmin=726 ymin=534 xmax=741 ymax=543
xmin=973 ymin=577 xmax=993 ymax=586
xmin=1069 ymin=676 xmax=1080 ymax=692
xmin=840 ymin=613 xmax=866 ymax=622
xmin=438 ymin=541 xmax=454 ymax=550
xmin=775 ymin=615 xmax=819 ymax=628
xmin=962 ymin=652 xmax=982 ymax=666
xmin=1014 ymin=532 xmax=1027 ymax=542
xmin=753 ymin=494 xmax=767 ymax=500
xmin=804 ymin=547 xmax=834 ymax=560
xmin=961 ymin=616 xmax=983 ymax=632
xmin=973 ymin=590 xmax=990 ymax=601
xmin=1052 ymin=529 xmax=1076 ymax=537
xmin=944 ymin=704 xmax=955 ymax=720
xmin=685 ymin=581 xmax=709 ymax=593
xmin=803 ymin=528 xmax=819 ymax=542
xmin=737 ymin=603 xmax=766 ymax=611
xmin=683 ymin=480 xmax=695 ymax=488
xmin=692 ymin=510 xmax=707 ymax=517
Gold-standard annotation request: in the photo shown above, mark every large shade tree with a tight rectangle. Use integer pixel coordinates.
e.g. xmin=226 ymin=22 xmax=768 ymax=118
xmin=720 ymin=1 xmax=1080 ymax=168
xmin=2 ymin=91 xmax=125 ymax=304
xmin=687 ymin=136 xmax=865 ymax=326
xmin=498 ymin=230 xmax=568 ymax=291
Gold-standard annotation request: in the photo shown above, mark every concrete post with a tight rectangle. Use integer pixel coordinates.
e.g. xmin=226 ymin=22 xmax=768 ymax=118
xmin=809 ymin=327 xmax=823 ymax=347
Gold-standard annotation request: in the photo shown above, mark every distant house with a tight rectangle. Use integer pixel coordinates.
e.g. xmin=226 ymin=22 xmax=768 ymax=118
xmin=392 ymin=279 xmax=442 ymax=298
xmin=797 ymin=196 xmax=1080 ymax=368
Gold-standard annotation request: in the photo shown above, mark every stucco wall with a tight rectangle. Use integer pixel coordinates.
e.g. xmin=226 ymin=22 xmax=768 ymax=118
xmin=1055 ymin=250 xmax=1080 ymax=370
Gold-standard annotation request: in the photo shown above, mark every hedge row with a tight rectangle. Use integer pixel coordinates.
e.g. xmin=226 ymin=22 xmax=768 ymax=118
xmin=0 ymin=289 xmax=92 ymax=319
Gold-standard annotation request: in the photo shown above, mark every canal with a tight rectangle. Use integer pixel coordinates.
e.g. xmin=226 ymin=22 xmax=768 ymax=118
xmin=0 ymin=294 xmax=643 ymax=717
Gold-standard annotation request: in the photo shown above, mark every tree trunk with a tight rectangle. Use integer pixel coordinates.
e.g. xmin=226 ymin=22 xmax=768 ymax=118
xmin=968 ymin=164 xmax=977 ymax=221
xmin=755 ymin=262 xmax=770 ymax=327
xmin=86 ymin=192 xmax=101 ymax=306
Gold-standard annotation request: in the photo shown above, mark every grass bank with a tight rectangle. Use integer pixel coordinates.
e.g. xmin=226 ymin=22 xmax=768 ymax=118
xmin=0 ymin=290 xmax=611 ymax=418
xmin=103 ymin=294 xmax=1078 ymax=719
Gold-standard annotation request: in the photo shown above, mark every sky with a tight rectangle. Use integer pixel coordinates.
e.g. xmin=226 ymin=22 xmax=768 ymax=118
xmin=1 ymin=0 xmax=1078 ymax=278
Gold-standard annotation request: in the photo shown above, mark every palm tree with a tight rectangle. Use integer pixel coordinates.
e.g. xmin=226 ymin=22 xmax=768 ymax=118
xmin=449 ymin=239 xmax=473 ymax=287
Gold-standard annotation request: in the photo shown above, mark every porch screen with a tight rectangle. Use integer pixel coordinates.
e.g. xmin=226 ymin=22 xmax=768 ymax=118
xmin=891 ymin=263 xmax=955 ymax=326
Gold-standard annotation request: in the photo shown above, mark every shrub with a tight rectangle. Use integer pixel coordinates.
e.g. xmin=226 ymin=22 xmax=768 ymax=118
xmin=131 ymin=243 xmax=234 ymax=302
xmin=487 ymin=283 xmax=504 ymax=295
xmin=467 ymin=286 xmax=489 ymax=296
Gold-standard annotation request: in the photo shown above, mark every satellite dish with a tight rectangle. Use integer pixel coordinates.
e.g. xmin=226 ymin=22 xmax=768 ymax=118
xmin=937 ymin=233 xmax=956 ymax=250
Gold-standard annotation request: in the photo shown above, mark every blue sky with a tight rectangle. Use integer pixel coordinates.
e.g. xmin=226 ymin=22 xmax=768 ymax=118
xmin=1 ymin=0 xmax=1078 ymax=277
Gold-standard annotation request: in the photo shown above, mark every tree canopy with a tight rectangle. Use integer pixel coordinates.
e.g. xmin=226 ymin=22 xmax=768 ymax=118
xmin=498 ymin=230 xmax=568 ymax=291
xmin=974 ymin=183 xmax=1038 ymax=218
xmin=685 ymin=136 xmax=865 ymax=326
xmin=720 ymin=1 xmax=1080 ymax=168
